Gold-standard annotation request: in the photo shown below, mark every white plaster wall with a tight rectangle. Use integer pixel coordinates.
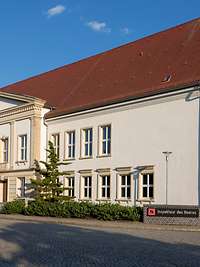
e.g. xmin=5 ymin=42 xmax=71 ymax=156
xmin=0 ymin=97 xmax=24 ymax=110
xmin=47 ymin=90 xmax=199 ymax=206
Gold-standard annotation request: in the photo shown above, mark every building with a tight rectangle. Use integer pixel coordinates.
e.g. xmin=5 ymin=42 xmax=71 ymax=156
xmin=0 ymin=18 xmax=199 ymax=206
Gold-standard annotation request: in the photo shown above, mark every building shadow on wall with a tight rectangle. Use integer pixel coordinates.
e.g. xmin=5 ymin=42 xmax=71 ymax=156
xmin=0 ymin=221 xmax=200 ymax=267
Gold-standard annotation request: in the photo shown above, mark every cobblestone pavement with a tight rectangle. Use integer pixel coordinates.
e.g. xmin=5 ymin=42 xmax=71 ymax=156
xmin=0 ymin=219 xmax=200 ymax=267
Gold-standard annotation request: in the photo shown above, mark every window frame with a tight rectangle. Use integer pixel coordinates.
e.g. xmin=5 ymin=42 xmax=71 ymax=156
xmin=51 ymin=133 xmax=60 ymax=159
xmin=120 ymin=174 xmax=131 ymax=199
xmin=65 ymin=130 xmax=76 ymax=160
xmin=81 ymin=128 xmax=93 ymax=158
xmin=65 ymin=176 xmax=75 ymax=197
xmin=98 ymin=124 xmax=111 ymax=157
xmin=100 ymin=175 xmax=111 ymax=199
xmin=83 ymin=176 xmax=92 ymax=199
xmin=18 ymin=134 xmax=27 ymax=162
xmin=2 ymin=137 xmax=9 ymax=163
xmin=17 ymin=177 xmax=26 ymax=198
xmin=141 ymin=172 xmax=154 ymax=200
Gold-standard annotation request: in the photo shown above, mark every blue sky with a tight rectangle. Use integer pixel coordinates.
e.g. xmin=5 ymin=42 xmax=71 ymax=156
xmin=0 ymin=0 xmax=199 ymax=87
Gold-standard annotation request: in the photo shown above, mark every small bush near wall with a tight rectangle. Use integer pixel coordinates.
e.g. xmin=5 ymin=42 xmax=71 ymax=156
xmin=1 ymin=200 xmax=25 ymax=214
xmin=1 ymin=200 xmax=143 ymax=221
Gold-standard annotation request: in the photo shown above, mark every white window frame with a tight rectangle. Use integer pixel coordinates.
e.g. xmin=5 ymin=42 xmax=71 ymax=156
xmin=51 ymin=133 xmax=60 ymax=159
xmin=141 ymin=173 xmax=154 ymax=199
xmin=18 ymin=135 xmax=27 ymax=161
xmin=66 ymin=131 xmax=75 ymax=159
xmin=120 ymin=174 xmax=131 ymax=199
xmin=100 ymin=175 xmax=110 ymax=199
xmin=65 ymin=176 xmax=75 ymax=197
xmin=83 ymin=176 xmax=92 ymax=199
xmin=99 ymin=125 xmax=111 ymax=156
xmin=2 ymin=137 xmax=9 ymax=163
xmin=81 ymin=128 xmax=93 ymax=158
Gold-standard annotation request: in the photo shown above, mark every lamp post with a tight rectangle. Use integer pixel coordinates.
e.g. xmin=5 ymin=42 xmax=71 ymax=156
xmin=162 ymin=151 xmax=172 ymax=205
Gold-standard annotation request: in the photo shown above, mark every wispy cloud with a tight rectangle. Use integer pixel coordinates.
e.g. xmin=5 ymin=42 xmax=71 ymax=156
xmin=47 ymin=5 xmax=66 ymax=18
xmin=120 ymin=27 xmax=131 ymax=35
xmin=86 ymin=20 xmax=111 ymax=33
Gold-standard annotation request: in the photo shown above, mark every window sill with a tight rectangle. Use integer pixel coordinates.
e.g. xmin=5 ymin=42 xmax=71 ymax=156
xmin=79 ymin=156 xmax=93 ymax=160
xmin=16 ymin=161 xmax=28 ymax=164
xmin=96 ymin=154 xmax=111 ymax=158
xmin=137 ymin=198 xmax=155 ymax=202
xmin=96 ymin=198 xmax=111 ymax=202
xmin=63 ymin=158 xmax=76 ymax=162
xmin=78 ymin=198 xmax=92 ymax=202
xmin=115 ymin=198 xmax=131 ymax=202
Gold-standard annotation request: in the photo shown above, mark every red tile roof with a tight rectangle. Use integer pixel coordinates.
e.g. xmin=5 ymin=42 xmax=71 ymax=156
xmin=1 ymin=18 xmax=200 ymax=118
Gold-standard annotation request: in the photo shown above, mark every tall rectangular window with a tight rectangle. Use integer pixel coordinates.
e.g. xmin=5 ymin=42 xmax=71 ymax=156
xmin=52 ymin=134 xmax=60 ymax=158
xmin=82 ymin=128 xmax=93 ymax=157
xmin=2 ymin=138 xmax=8 ymax=163
xmin=101 ymin=175 xmax=110 ymax=198
xmin=17 ymin=177 xmax=25 ymax=197
xmin=83 ymin=176 xmax=92 ymax=199
xmin=142 ymin=173 xmax=154 ymax=198
xmin=66 ymin=131 xmax=75 ymax=159
xmin=19 ymin=135 xmax=27 ymax=161
xmin=65 ymin=177 xmax=75 ymax=197
xmin=99 ymin=125 xmax=111 ymax=156
xmin=120 ymin=174 xmax=131 ymax=199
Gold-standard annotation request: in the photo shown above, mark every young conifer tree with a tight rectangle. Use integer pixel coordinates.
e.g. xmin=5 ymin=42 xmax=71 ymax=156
xmin=31 ymin=141 xmax=71 ymax=202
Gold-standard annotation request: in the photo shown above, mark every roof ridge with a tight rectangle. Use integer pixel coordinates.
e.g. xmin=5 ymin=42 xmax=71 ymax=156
xmin=1 ymin=17 xmax=199 ymax=91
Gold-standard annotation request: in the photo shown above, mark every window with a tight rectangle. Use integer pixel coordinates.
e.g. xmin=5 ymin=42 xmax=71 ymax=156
xmin=2 ymin=138 xmax=8 ymax=162
xmin=82 ymin=128 xmax=93 ymax=157
xmin=65 ymin=177 xmax=75 ymax=197
xmin=120 ymin=174 xmax=131 ymax=199
xmin=83 ymin=176 xmax=92 ymax=199
xmin=101 ymin=175 xmax=110 ymax=198
xmin=99 ymin=125 xmax=111 ymax=156
xmin=19 ymin=135 xmax=27 ymax=161
xmin=66 ymin=131 xmax=75 ymax=159
xmin=52 ymin=134 xmax=60 ymax=158
xmin=142 ymin=173 xmax=154 ymax=198
xmin=17 ymin=177 xmax=25 ymax=197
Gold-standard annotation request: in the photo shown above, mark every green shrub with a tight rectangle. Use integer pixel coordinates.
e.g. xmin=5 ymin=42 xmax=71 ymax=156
xmin=3 ymin=199 xmax=143 ymax=221
xmin=1 ymin=200 xmax=25 ymax=214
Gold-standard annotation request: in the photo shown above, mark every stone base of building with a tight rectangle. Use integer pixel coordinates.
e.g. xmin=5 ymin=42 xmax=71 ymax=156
xmin=143 ymin=205 xmax=200 ymax=226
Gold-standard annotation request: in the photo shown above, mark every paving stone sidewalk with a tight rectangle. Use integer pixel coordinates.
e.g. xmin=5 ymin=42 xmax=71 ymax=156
xmin=0 ymin=214 xmax=200 ymax=232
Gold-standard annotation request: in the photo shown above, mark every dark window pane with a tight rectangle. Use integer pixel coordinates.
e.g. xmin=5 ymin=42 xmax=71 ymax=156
xmin=107 ymin=126 xmax=111 ymax=139
xmin=107 ymin=188 xmax=110 ymax=198
xmin=143 ymin=187 xmax=147 ymax=197
xmin=72 ymin=146 xmax=75 ymax=158
xmin=121 ymin=188 xmax=125 ymax=197
xmin=107 ymin=176 xmax=110 ymax=186
xmin=127 ymin=175 xmax=130 ymax=185
xmin=102 ymin=188 xmax=106 ymax=197
xmin=127 ymin=187 xmax=130 ymax=198
xmin=149 ymin=187 xmax=153 ymax=198
xmin=107 ymin=140 xmax=111 ymax=154
xmin=89 ymin=130 xmax=92 ymax=142
xmin=149 ymin=174 xmax=154 ymax=185
xmin=89 ymin=177 xmax=92 ymax=187
xmin=89 ymin=188 xmax=92 ymax=198
xmin=103 ymin=127 xmax=107 ymax=139
xmin=89 ymin=143 xmax=92 ymax=156
xmin=84 ymin=178 xmax=88 ymax=186
xmin=71 ymin=189 xmax=74 ymax=197
xmin=143 ymin=175 xmax=147 ymax=185
xmin=102 ymin=176 xmax=106 ymax=185
xmin=121 ymin=176 xmax=126 ymax=185
xmin=85 ymin=144 xmax=88 ymax=156
xmin=102 ymin=141 xmax=107 ymax=154
xmin=84 ymin=188 xmax=87 ymax=197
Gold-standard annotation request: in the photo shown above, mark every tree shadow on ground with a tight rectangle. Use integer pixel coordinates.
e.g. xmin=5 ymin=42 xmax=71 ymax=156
xmin=0 ymin=220 xmax=200 ymax=267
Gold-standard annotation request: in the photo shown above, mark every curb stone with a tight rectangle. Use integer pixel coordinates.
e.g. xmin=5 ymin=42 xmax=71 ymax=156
xmin=0 ymin=214 xmax=200 ymax=232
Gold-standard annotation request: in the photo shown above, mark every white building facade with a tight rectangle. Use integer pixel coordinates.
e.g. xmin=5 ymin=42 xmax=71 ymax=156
xmin=47 ymin=87 xmax=200 ymax=206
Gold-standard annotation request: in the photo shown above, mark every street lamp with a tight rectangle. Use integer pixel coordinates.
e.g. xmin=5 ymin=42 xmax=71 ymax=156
xmin=162 ymin=151 xmax=172 ymax=205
